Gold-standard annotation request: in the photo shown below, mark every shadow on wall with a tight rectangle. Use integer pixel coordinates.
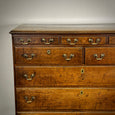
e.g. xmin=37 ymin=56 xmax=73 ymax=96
xmin=0 ymin=25 xmax=17 ymax=115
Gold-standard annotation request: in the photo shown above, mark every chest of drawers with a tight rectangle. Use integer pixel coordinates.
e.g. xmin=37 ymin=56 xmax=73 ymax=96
xmin=10 ymin=24 xmax=115 ymax=115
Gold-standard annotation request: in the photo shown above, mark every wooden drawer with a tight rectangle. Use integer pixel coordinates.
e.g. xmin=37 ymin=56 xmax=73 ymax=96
xmin=15 ymin=66 xmax=115 ymax=87
xmin=61 ymin=36 xmax=106 ymax=45
xmin=109 ymin=36 xmax=115 ymax=44
xmin=85 ymin=47 xmax=115 ymax=65
xmin=15 ymin=47 xmax=83 ymax=65
xmin=16 ymin=88 xmax=115 ymax=111
xmin=13 ymin=35 xmax=59 ymax=45
xmin=17 ymin=112 xmax=115 ymax=115
xmin=17 ymin=112 xmax=76 ymax=115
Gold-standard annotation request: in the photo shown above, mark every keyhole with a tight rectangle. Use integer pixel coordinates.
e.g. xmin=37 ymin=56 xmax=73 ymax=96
xmin=81 ymin=69 xmax=84 ymax=74
xmin=47 ymin=50 xmax=51 ymax=55
xmin=80 ymin=91 xmax=84 ymax=95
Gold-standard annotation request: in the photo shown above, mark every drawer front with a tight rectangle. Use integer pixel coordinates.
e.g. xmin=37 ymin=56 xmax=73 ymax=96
xmin=109 ymin=36 xmax=115 ymax=44
xmin=85 ymin=47 xmax=115 ymax=65
xmin=17 ymin=112 xmax=115 ymax=115
xmin=17 ymin=113 xmax=76 ymax=115
xmin=15 ymin=47 xmax=83 ymax=65
xmin=61 ymin=36 xmax=106 ymax=45
xmin=16 ymin=88 xmax=115 ymax=111
xmin=13 ymin=36 xmax=59 ymax=45
xmin=16 ymin=66 xmax=115 ymax=87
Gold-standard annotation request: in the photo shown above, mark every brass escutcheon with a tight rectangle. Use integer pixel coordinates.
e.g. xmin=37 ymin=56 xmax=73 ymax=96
xmin=47 ymin=50 xmax=51 ymax=54
xmin=81 ymin=69 xmax=84 ymax=74
xmin=80 ymin=91 xmax=84 ymax=95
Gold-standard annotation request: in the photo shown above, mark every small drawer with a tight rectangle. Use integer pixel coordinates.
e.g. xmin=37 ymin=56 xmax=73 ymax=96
xmin=16 ymin=88 xmax=115 ymax=111
xmin=109 ymin=36 xmax=115 ymax=44
xmin=13 ymin=35 xmax=59 ymax=45
xmin=85 ymin=47 xmax=115 ymax=65
xmin=61 ymin=36 xmax=106 ymax=45
xmin=15 ymin=47 xmax=83 ymax=65
xmin=15 ymin=66 xmax=115 ymax=87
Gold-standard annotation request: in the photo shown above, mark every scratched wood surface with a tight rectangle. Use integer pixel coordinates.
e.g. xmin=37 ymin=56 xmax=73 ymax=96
xmin=10 ymin=24 xmax=115 ymax=115
xmin=15 ymin=66 xmax=115 ymax=87
xmin=16 ymin=88 xmax=115 ymax=111
xmin=17 ymin=112 xmax=115 ymax=115
xmin=15 ymin=47 xmax=83 ymax=65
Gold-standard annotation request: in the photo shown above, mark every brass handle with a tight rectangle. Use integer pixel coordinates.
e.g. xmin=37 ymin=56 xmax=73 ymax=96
xmin=23 ymin=53 xmax=35 ymax=60
xmin=67 ymin=38 xmax=78 ymax=45
xmin=23 ymin=73 xmax=35 ymax=81
xmin=94 ymin=54 xmax=105 ymax=61
xmin=20 ymin=39 xmax=31 ymax=45
xmin=89 ymin=38 xmax=101 ymax=45
xmin=41 ymin=38 xmax=54 ymax=45
xmin=63 ymin=54 xmax=74 ymax=61
xmin=24 ymin=96 xmax=35 ymax=104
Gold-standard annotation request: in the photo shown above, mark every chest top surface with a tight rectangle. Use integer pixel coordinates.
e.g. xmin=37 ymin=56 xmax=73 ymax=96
xmin=10 ymin=24 xmax=115 ymax=34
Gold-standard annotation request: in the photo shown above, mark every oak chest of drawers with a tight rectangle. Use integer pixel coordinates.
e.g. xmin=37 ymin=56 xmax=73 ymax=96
xmin=10 ymin=24 xmax=115 ymax=115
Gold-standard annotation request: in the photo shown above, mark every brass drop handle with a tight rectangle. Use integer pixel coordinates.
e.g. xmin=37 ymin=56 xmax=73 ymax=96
xmin=89 ymin=38 xmax=101 ymax=45
xmin=94 ymin=54 xmax=105 ymax=61
xmin=23 ymin=73 xmax=35 ymax=80
xmin=41 ymin=38 xmax=54 ymax=45
xmin=20 ymin=38 xmax=31 ymax=45
xmin=63 ymin=54 xmax=74 ymax=61
xmin=67 ymin=38 xmax=78 ymax=45
xmin=23 ymin=53 xmax=35 ymax=60
xmin=24 ymin=96 xmax=35 ymax=104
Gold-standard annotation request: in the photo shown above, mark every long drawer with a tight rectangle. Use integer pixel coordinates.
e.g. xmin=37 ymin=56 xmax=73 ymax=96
xmin=16 ymin=88 xmax=115 ymax=111
xmin=17 ymin=112 xmax=115 ymax=115
xmin=15 ymin=47 xmax=83 ymax=65
xmin=85 ymin=47 xmax=115 ymax=65
xmin=15 ymin=66 xmax=115 ymax=87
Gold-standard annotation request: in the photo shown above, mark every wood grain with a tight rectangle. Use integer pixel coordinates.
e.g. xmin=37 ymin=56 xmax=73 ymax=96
xmin=109 ymin=36 xmax=115 ymax=44
xmin=17 ymin=112 xmax=115 ymax=115
xmin=10 ymin=24 xmax=115 ymax=115
xmin=13 ymin=35 xmax=59 ymax=45
xmin=16 ymin=88 xmax=115 ymax=111
xmin=15 ymin=66 xmax=115 ymax=87
xmin=85 ymin=47 xmax=115 ymax=65
xmin=61 ymin=36 xmax=106 ymax=45
xmin=15 ymin=47 xmax=83 ymax=65
xmin=10 ymin=24 xmax=115 ymax=34
xmin=17 ymin=112 xmax=76 ymax=115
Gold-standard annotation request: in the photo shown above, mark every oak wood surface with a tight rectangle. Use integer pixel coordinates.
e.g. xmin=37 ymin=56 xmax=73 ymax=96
xmin=109 ymin=36 xmax=115 ymax=44
xmin=14 ymin=35 xmax=59 ymax=45
xmin=15 ymin=66 xmax=115 ymax=87
xmin=85 ymin=47 xmax=115 ymax=65
xmin=10 ymin=24 xmax=115 ymax=115
xmin=10 ymin=24 xmax=115 ymax=34
xmin=17 ymin=112 xmax=76 ymax=115
xmin=16 ymin=88 xmax=115 ymax=111
xmin=61 ymin=36 xmax=106 ymax=45
xmin=17 ymin=112 xmax=115 ymax=115
xmin=15 ymin=47 xmax=83 ymax=65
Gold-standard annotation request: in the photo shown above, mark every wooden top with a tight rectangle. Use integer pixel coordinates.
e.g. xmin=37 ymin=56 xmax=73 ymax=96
xmin=10 ymin=24 xmax=115 ymax=34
